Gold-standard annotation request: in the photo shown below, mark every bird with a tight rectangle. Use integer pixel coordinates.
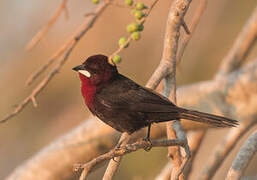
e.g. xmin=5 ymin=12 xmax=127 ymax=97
xmin=73 ymin=54 xmax=238 ymax=140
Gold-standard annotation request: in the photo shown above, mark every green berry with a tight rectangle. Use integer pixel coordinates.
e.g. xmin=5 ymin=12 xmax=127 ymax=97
xmin=126 ymin=23 xmax=139 ymax=33
xmin=138 ymin=24 xmax=144 ymax=31
xmin=136 ymin=2 xmax=146 ymax=10
xmin=92 ymin=0 xmax=99 ymax=4
xmin=118 ymin=37 xmax=129 ymax=48
xmin=134 ymin=10 xmax=144 ymax=20
xmin=125 ymin=0 xmax=133 ymax=6
xmin=113 ymin=55 xmax=122 ymax=64
xmin=131 ymin=32 xmax=141 ymax=41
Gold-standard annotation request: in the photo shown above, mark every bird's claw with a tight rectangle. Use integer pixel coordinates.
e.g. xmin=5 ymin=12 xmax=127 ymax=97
xmin=142 ymin=137 xmax=152 ymax=151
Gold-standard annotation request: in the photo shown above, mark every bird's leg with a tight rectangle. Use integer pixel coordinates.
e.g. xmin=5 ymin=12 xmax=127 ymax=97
xmin=144 ymin=124 xmax=151 ymax=141
xmin=143 ymin=124 xmax=152 ymax=151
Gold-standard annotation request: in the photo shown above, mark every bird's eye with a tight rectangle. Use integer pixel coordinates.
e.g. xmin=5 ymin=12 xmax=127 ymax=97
xmin=78 ymin=70 xmax=91 ymax=78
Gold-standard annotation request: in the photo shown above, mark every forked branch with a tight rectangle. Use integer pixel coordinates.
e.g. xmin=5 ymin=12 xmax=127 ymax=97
xmin=76 ymin=138 xmax=184 ymax=179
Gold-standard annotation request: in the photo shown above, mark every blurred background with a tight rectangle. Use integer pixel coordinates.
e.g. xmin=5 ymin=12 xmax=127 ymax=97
xmin=0 ymin=0 xmax=257 ymax=179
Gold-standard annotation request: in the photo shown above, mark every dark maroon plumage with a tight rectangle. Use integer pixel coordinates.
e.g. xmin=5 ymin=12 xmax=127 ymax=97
xmin=73 ymin=54 xmax=238 ymax=138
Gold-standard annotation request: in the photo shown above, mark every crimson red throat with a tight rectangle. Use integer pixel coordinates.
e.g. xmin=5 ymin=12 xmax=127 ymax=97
xmin=73 ymin=54 xmax=238 ymax=140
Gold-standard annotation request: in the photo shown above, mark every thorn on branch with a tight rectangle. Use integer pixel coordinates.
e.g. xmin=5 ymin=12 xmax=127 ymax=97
xmin=31 ymin=96 xmax=38 ymax=107
xmin=181 ymin=19 xmax=190 ymax=34
xmin=84 ymin=12 xmax=96 ymax=17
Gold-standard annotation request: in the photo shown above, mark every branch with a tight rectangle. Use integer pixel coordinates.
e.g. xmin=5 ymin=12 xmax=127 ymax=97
xmin=215 ymin=6 xmax=257 ymax=78
xmin=0 ymin=1 xmax=110 ymax=123
xmin=155 ymin=0 xmax=193 ymax=179
xmin=76 ymin=139 xmax=184 ymax=179
xmin=225 ymin=130 xmax=257 ymax=180
xmin=7 ymin=57 xmax=257 ymax=180
xmin=25 ymin=0 xmax=69 ymax=50
xmin=4 ymin=1 xmax=257 ymax=179
xmin=195 ymin=8 xmax=257 ymax=178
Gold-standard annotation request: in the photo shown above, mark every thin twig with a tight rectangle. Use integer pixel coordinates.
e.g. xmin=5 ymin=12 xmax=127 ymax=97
xmin=225 ymin=130 xmax=257 ymax=180
xmin=215 ymin=7 xmax=257 ymax=79
xmin=25 ymin=0 xmax=69 ymax=50
xmin=75 ymin=138 xmax=185 ymax=178
xmin=26 ymin=2 xmax=111 ymax=87
xmin=2 ymin=0 xmax=159 ymax=124
xmin=198 ymin=119 xmax=257 ymax=180
xmin=25 ymin=39 xmax=73 ymax=86
xmin=84 ymin=12 xmax=96 ymax=17
xmin=0 ymin=1 xmax=111 ymax=123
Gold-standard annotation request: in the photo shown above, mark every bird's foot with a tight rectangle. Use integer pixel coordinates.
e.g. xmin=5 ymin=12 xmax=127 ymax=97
xmin=112 ymin=146 xmax=122 ymax=162
xmin=142 ymin=137 xmax=152 ymax=152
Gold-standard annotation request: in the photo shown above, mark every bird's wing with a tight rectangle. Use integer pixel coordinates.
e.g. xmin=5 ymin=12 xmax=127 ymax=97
xmin=96 ymin=74 xmax=177 ymax=113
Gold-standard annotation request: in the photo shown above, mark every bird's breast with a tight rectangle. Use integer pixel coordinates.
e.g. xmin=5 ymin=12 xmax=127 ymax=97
xmin=81 ymin=81 xmax=97 ymax=109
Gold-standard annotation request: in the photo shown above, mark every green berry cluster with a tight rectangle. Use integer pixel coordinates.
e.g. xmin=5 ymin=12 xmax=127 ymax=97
xmin=125 ymin=1 xmax=147 ymax=41
xmin=91 ymin=0 xmax=147 ymax=64
xmin=113 ymin=1 xmax=147 ymax=64
xmin=130 ymin=2 xmax=147 ymax=20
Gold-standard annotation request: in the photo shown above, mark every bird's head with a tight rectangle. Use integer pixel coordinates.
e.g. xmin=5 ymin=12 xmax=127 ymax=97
xmin=73 ymin=54 xmax=118 ymax=86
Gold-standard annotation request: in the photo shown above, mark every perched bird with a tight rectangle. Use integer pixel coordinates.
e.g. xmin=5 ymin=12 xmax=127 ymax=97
xmin=73 ymin=54 xmax=238 ymax=140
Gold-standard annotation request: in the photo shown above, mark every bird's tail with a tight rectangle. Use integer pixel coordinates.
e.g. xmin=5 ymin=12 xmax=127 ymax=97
xmin=179 ymin=108 xmax=239 ymax=127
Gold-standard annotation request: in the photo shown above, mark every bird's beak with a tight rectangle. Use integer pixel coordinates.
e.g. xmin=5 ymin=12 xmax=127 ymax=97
xmin=72 ymin=65 xmax=84 ymax=72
